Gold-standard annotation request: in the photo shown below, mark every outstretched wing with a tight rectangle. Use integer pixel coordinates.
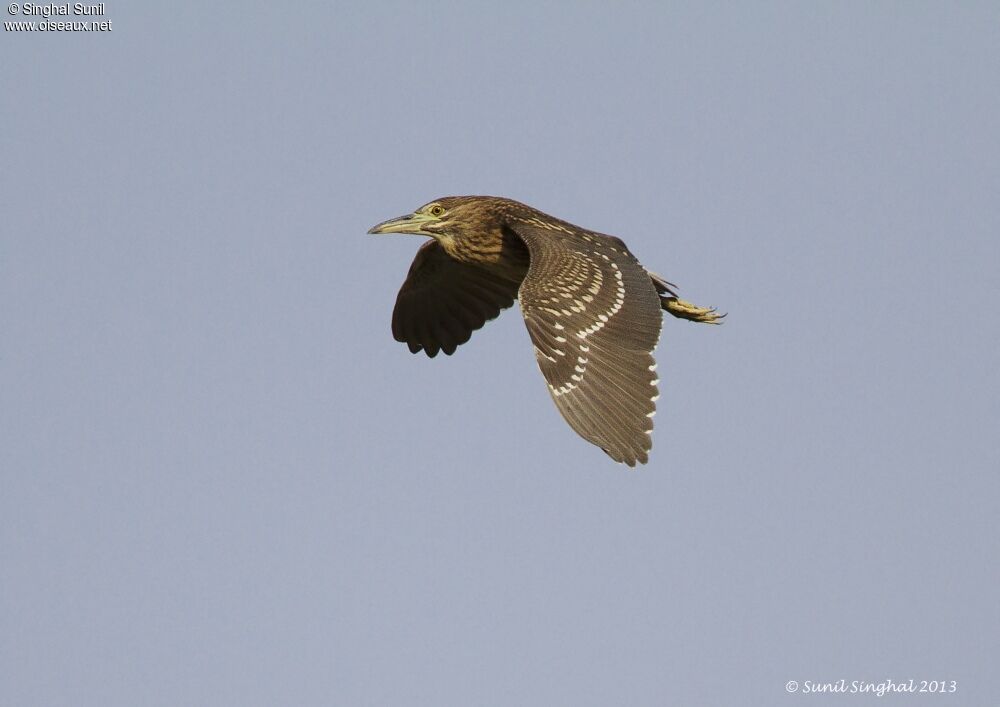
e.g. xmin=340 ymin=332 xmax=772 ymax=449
xmin=510 ymin=221 xmax=663 ymax=466
xmin=392 ymin=239 xmax=520 ymax=357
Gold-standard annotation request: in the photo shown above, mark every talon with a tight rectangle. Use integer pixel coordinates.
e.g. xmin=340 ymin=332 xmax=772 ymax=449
xmin=664 ymin=297 xmax=725 ymax=324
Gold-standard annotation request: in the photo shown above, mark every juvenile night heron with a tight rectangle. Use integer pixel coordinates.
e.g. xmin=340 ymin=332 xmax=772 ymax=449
xmin=369 ymin=196 xmax=722 ymax=466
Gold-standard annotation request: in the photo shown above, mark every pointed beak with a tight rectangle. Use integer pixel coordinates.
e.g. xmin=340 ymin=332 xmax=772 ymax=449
xmin=367 ymin=212 xmax=437 ymax=235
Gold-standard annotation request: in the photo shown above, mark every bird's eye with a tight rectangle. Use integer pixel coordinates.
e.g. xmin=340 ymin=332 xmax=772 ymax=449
xmin=429 ymin=205 xmax=445 ymax=217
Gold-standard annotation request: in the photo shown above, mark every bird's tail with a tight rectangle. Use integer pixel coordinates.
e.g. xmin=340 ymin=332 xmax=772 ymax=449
xmin=649 ymin=271 xmax=679 ymax=299
xmin=649 ymin=271 xmax=725 ymax=324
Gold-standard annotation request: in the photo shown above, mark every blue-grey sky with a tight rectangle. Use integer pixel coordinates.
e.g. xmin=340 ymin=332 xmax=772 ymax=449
xmin=3 ymin=3 xmax=998 ymax=705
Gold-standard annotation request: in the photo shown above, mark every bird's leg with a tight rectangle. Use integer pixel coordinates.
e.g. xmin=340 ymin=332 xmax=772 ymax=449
xmin=662 ymin=296 xmax=725 ymax=324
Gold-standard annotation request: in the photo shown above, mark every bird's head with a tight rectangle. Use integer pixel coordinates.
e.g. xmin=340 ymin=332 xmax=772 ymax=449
xmin=367 ymin=196 xmax=505 ymax=244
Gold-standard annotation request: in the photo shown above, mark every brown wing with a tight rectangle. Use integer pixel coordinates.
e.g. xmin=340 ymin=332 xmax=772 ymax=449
xmin=392 ymin=239 xmax=520 ymax=357
xmin=510 ymin=222 xmax=663 ymax=466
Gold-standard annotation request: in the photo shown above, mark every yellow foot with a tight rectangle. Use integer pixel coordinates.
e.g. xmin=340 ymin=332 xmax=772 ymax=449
xmin=663 ymin=297 xmax=725 ymax=324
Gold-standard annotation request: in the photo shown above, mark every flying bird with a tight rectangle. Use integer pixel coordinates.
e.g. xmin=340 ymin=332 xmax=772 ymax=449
xmin=369 ymin=196 xmax=722 ymax=466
